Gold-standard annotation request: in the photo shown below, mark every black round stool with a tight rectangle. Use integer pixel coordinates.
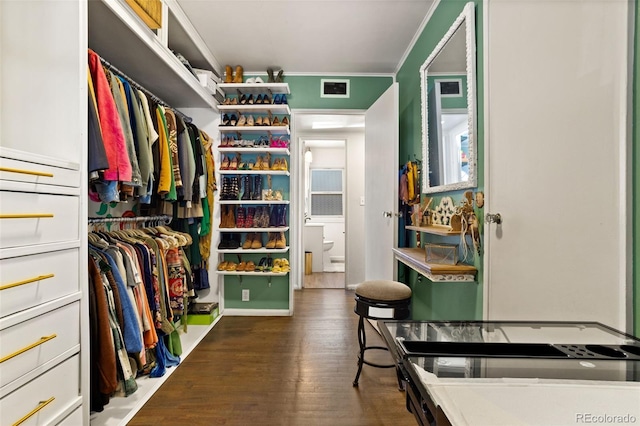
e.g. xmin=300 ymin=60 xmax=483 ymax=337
xmin=352 ymin=280 xmax=412 ymax=387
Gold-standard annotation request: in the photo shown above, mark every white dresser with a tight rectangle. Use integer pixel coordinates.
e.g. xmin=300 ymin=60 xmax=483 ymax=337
xmin=0 ymin=1 xmax=88 ymax=424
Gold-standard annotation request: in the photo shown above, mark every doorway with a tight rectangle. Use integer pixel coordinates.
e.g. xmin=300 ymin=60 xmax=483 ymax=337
xmin=293 ymin=112 xmax=366 ymax=289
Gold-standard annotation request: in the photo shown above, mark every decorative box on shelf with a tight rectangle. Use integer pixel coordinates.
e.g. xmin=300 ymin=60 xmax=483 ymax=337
xmin=425 ymin=243 xmax=458 ymax=265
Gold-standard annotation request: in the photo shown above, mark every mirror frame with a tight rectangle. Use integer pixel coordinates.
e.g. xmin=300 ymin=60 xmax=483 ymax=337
xmin=420 ymin=2 xmax=477 ymax=194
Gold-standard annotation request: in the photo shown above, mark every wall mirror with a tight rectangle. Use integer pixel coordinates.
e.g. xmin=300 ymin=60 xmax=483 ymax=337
xmin=421 ymin=2 xmax=477 ymax=193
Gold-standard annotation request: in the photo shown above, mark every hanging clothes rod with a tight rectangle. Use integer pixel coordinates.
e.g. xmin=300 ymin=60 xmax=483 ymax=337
xmin=88 ymin=215 xmax=172 ymax=225
xmin=98 ymin=56 xmax=192 ymax=123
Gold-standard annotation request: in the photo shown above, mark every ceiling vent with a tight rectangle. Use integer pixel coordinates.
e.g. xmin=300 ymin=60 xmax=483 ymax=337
xmin=321 ymin=79 xmax=350 ymax=98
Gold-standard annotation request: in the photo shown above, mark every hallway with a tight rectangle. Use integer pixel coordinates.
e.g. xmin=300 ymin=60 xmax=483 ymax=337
xmin=128 ymin=289 xmax=415 ymax=426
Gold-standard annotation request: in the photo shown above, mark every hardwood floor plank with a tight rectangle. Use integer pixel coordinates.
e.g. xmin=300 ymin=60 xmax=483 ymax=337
xmin=127 ymin=289 xmax=415 ymax=426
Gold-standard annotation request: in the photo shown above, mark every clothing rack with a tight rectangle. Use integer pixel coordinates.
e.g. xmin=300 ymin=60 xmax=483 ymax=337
xmin=98 ymin=56 xmax=192 ymax=123
xmin=88 ymin=214 xmax=172 ymax=225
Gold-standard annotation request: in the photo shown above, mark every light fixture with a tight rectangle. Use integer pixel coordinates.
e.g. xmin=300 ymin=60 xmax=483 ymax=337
xmin=304 ymin=148 xmax=313 ymax=163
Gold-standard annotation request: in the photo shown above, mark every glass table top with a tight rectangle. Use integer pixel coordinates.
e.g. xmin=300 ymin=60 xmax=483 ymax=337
xmin=379 ymin=321 xmax=640 ymax=382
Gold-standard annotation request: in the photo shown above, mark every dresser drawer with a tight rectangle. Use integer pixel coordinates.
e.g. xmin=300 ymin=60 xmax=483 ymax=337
xmin=0 ymin=355 xmax=79 ymax=426
xmin=0 ymin=249 xmax=79 ymax=319
xmin=0 ymin=191 xmax=79 ymax=249
xmin=0 ymin=302 xmax=80 ymax=388
xmin=55 ymin=405 xmax=83 ymax=426
xmin=0 ymin=156 xmax=80 ymax=189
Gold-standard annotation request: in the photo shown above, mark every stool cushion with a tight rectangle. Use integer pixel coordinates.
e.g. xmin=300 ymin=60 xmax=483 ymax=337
xmin=355 ymin=280 xmax=412 ymax=301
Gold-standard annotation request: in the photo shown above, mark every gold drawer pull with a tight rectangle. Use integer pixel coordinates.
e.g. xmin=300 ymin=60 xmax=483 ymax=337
xmin=0 ymin=334 xmax=57 ymax=363
xmin=0 ymin=273 xmax=55 ymax=291
xmin=0 ymin=167 xmax=54 ymax=178
xmin=12 ymin=397 xmax=55 ymax=426
xmin=0 ymin=214 xmax=54 ymax=219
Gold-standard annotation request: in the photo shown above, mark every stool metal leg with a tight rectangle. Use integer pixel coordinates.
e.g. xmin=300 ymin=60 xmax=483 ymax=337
xmin=353 ymin=315 xmax=366 ymax=386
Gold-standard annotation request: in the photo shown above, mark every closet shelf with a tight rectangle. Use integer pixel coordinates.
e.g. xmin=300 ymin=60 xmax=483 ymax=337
xmin=219 ymin=200 xmax=290 ymax=205
xmin=219 ymin=147 xmax=290 ymax=155
xmin=216 ymin=247 xmax=289 ymax=254
xmin=406 ymin=225 xmax=463 ymax=236
xmin=88 ymin=0 xmax=217 ymax=109
xmin=219 ymin=227 xmax=290 ymax=233
xmin=393 ymin=247 xmax=477 ymax=282
xmin=218 ymin=126 xmax=290 ymax=135
xmin=218 ymin=83 xmax=290 ymax=95
xmin=219 ymin=170 xmax=290 ymax=176
xmin=218 ymin=104 xmax=291 ymax=114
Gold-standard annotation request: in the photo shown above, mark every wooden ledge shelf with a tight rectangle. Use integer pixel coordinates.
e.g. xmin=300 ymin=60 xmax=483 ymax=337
xmin=406 ymin=225 xmax=462 ymax=236
xmin=393 ymin=247 xmax=477 ymax=282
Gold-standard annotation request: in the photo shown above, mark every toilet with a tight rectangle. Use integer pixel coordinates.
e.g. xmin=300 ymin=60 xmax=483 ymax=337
xmin=323 ymin=240 xmax=334 ymax=271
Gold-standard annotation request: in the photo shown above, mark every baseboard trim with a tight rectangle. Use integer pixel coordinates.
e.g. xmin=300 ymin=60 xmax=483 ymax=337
xmin=223 ymin=308 xmax=292 ymax=316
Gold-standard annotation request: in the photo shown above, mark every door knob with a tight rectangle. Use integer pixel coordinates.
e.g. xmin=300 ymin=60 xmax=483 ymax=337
xmin=383 ymin=211 xmax=392 ymax=218
xmin=395 ymin=212 xmax=403 ymax=218
xmin=485 ymin=213 xmax=502 ymax=224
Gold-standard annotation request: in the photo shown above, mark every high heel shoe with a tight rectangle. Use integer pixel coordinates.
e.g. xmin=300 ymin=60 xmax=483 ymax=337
xmin=222 ymin=114 xmax=231 ymax=126
xmin=271 ymin=158 xmax=281 ymax=170
xmin=230 ymin=114 xmax=238 ymax=126
xmin=252 ymin=156 xmax=262 ymax=170
xmin=272 ymin=116 xmax=280 ymax=126
xmin=220 ymin=154 xmax=230 ymax=170
xmin=255 ymin=116 xmax=263 ymax=126
xmin=281 ymin=117 xmax=289 ymax=127
xmin=273 ymin=94 xmax=282 ymax=104
xmin=246 ymin=115 xmax=255 ymax=126
xmin=247 ymin=94 xmax=255 ymax=105
xmin=279 ymin=158 xmax=288 ymax=171
xmin=229 ymin=156 xmax=238 ymax=170
xmin=239 ymin=94 xmax=248 ymax=105
xmin=237 ymin=115 xmax=247 ymax=126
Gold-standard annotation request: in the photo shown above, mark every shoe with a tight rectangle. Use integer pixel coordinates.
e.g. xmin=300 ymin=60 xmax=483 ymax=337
xmin=238 ymin=115 xmax=247 ymax=126
xmin=220 ymin=154 xmax=230 ymax=170
xmin=246 ymin=115 xmax=255 ymax=126
xmin=222 ymin=114 xmax=231 ymax=126
xmin=237 ymin=261 xmax=246 ymax=272
xmin=276 ymin=69 xmax=284 ymax=83
xmin=233 ymin=65 xmax=243 ymax=83
xmin=281 ymin=117 xmax=289 ymax=127
xmin=245 ymin=261 xmax=256 ymax=272
xmin=247 ymin=94 xmax=255 ymax=105
xmin=275 ymin=232 xmax=286 ymax=249
xmin=255 ymin=94 xmax=263 ymax=104
xmin=266 ymin=233 xmax=276 ymax=249
xmin=274 ymin=190 xmax=283 ymax=201
xmin=225 ymin=65 xmax=233 ymax=83
xmin=269 ymin=205 xmax=279 ymax=227
xmin=272 ymin=117 xmax=280 ymax=126
xmin=239 ymin=94 xmax=248 ymax=105
xmin=257 ymin=257 xmax=267 ymax=271
xmin=251 ymin=233 xmax=263 ymax=249
xmin=281 ymin=94 xmax=288 ymax=104
xmin=273 ymin=94 xmax=282 ymax=104
xmin=252 ymin=175 xmax=262 ymax=200
xmin=228 ymin=233 xmax=240 ymax=249
xmin=229 ymin=156 xmax=238 ymax=170
xmin=225 ymin=262 xmax=237 ymax=271
xmin=227 ymin=206 xmax=236 ymax=228
xmin=261 ymin=116 xmax=271 ymax=126
xmin=279 ymin=158 xmax=288 ymax=171
xmin=277 ymin=205 xmax=287 ymax=227
xmin=255 ymin=76 xmax=264 ymax=84
xmin=266 ymin=257 xmax=274 ymax=271
xmin=241 ymin=175 xmax=252 ymax=200
xmin=255 ymin=116 xmax=263 ymax=126
xmin=242 ymin=233 xmax=253 ymax=249
xmin=245 ymin=207 xmax=255 ymax=228
xmin=236 ymin=207 xmax=245 ymax=228
xmin=230 ymin=114 xmax=238 ymax=126
xmin=246 ymin=77 xmax=256 ymax=84
xmin=267 ymin=68 xmax=275 ymax=83
xmin=271 ymin=158 xmax=281 ymax=170
xmin=217 ymin=261 xmax=228 ymax=271
xmin=252 ymin=156 xmax=262 ymax=170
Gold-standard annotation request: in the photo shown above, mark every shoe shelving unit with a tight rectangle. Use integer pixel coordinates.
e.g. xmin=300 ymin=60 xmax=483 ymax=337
xmin=215 ymin=81 xmax=293 ymax=315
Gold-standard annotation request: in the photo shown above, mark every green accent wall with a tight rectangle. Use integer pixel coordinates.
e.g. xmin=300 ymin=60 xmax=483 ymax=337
xmin=224 ymin=275 xmax=290 ymax=310
xmin=633 ymin=0 xmax=639 ymax=337
xmin=280 ymin=75 xmax=392 ymax=110
xmin=396 ymin=0 xmax=484 ymax=321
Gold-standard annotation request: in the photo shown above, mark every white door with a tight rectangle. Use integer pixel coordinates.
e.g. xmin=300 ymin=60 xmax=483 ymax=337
xmin=364 ymin=83 xmax=399 ymax=282
xmin=483 ymin=0 xmax=631 ymax=330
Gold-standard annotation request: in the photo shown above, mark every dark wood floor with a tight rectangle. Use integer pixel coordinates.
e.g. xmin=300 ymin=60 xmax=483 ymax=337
xmin=129 ymin=289 xmax=416 ymax=426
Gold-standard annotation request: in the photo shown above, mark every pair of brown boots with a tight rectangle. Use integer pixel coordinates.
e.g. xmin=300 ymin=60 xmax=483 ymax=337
xmin=220 ymin=205 xmax=235 ymax=228
xmin=242 ymin=233 xmax=263 ymax=249
xmin=266 ymin=232 xmax=286 ymax=249
xmin=225 ymin=65 xmax=243 ymax=83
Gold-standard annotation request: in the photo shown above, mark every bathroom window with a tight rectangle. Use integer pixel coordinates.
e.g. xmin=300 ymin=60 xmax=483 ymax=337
xmin=310 ymin=169 xmax=343 ymax=216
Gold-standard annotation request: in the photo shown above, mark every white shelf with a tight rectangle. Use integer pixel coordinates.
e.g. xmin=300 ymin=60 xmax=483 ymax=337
xmin=219 ymin=147 xmax=290 ymax=155
xmin=218 ymin=104 xmax=291 ymax=114
xmin=219 ymin=200 xmax=290 ymax=205
xmin=216 ymin=271 xmax=289 ymax=276
xmin=217 ymin=247 xmax=289 ymax=254
xmin=88 ymin=0 xmax=217 ymax=110
xmin=219 ymin=169 xmax=290 ymax=176
xmin=218 ymin=83 xmax=290 ymax=95
xmin=219 ymin=227 xmax=290 ymax=232
xmin=218 ymin=125 xmax=290 ymax=135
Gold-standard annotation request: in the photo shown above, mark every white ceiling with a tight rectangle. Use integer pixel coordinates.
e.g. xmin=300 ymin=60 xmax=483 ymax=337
xmin=175 ymin=0 xmax=437 ymax=75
